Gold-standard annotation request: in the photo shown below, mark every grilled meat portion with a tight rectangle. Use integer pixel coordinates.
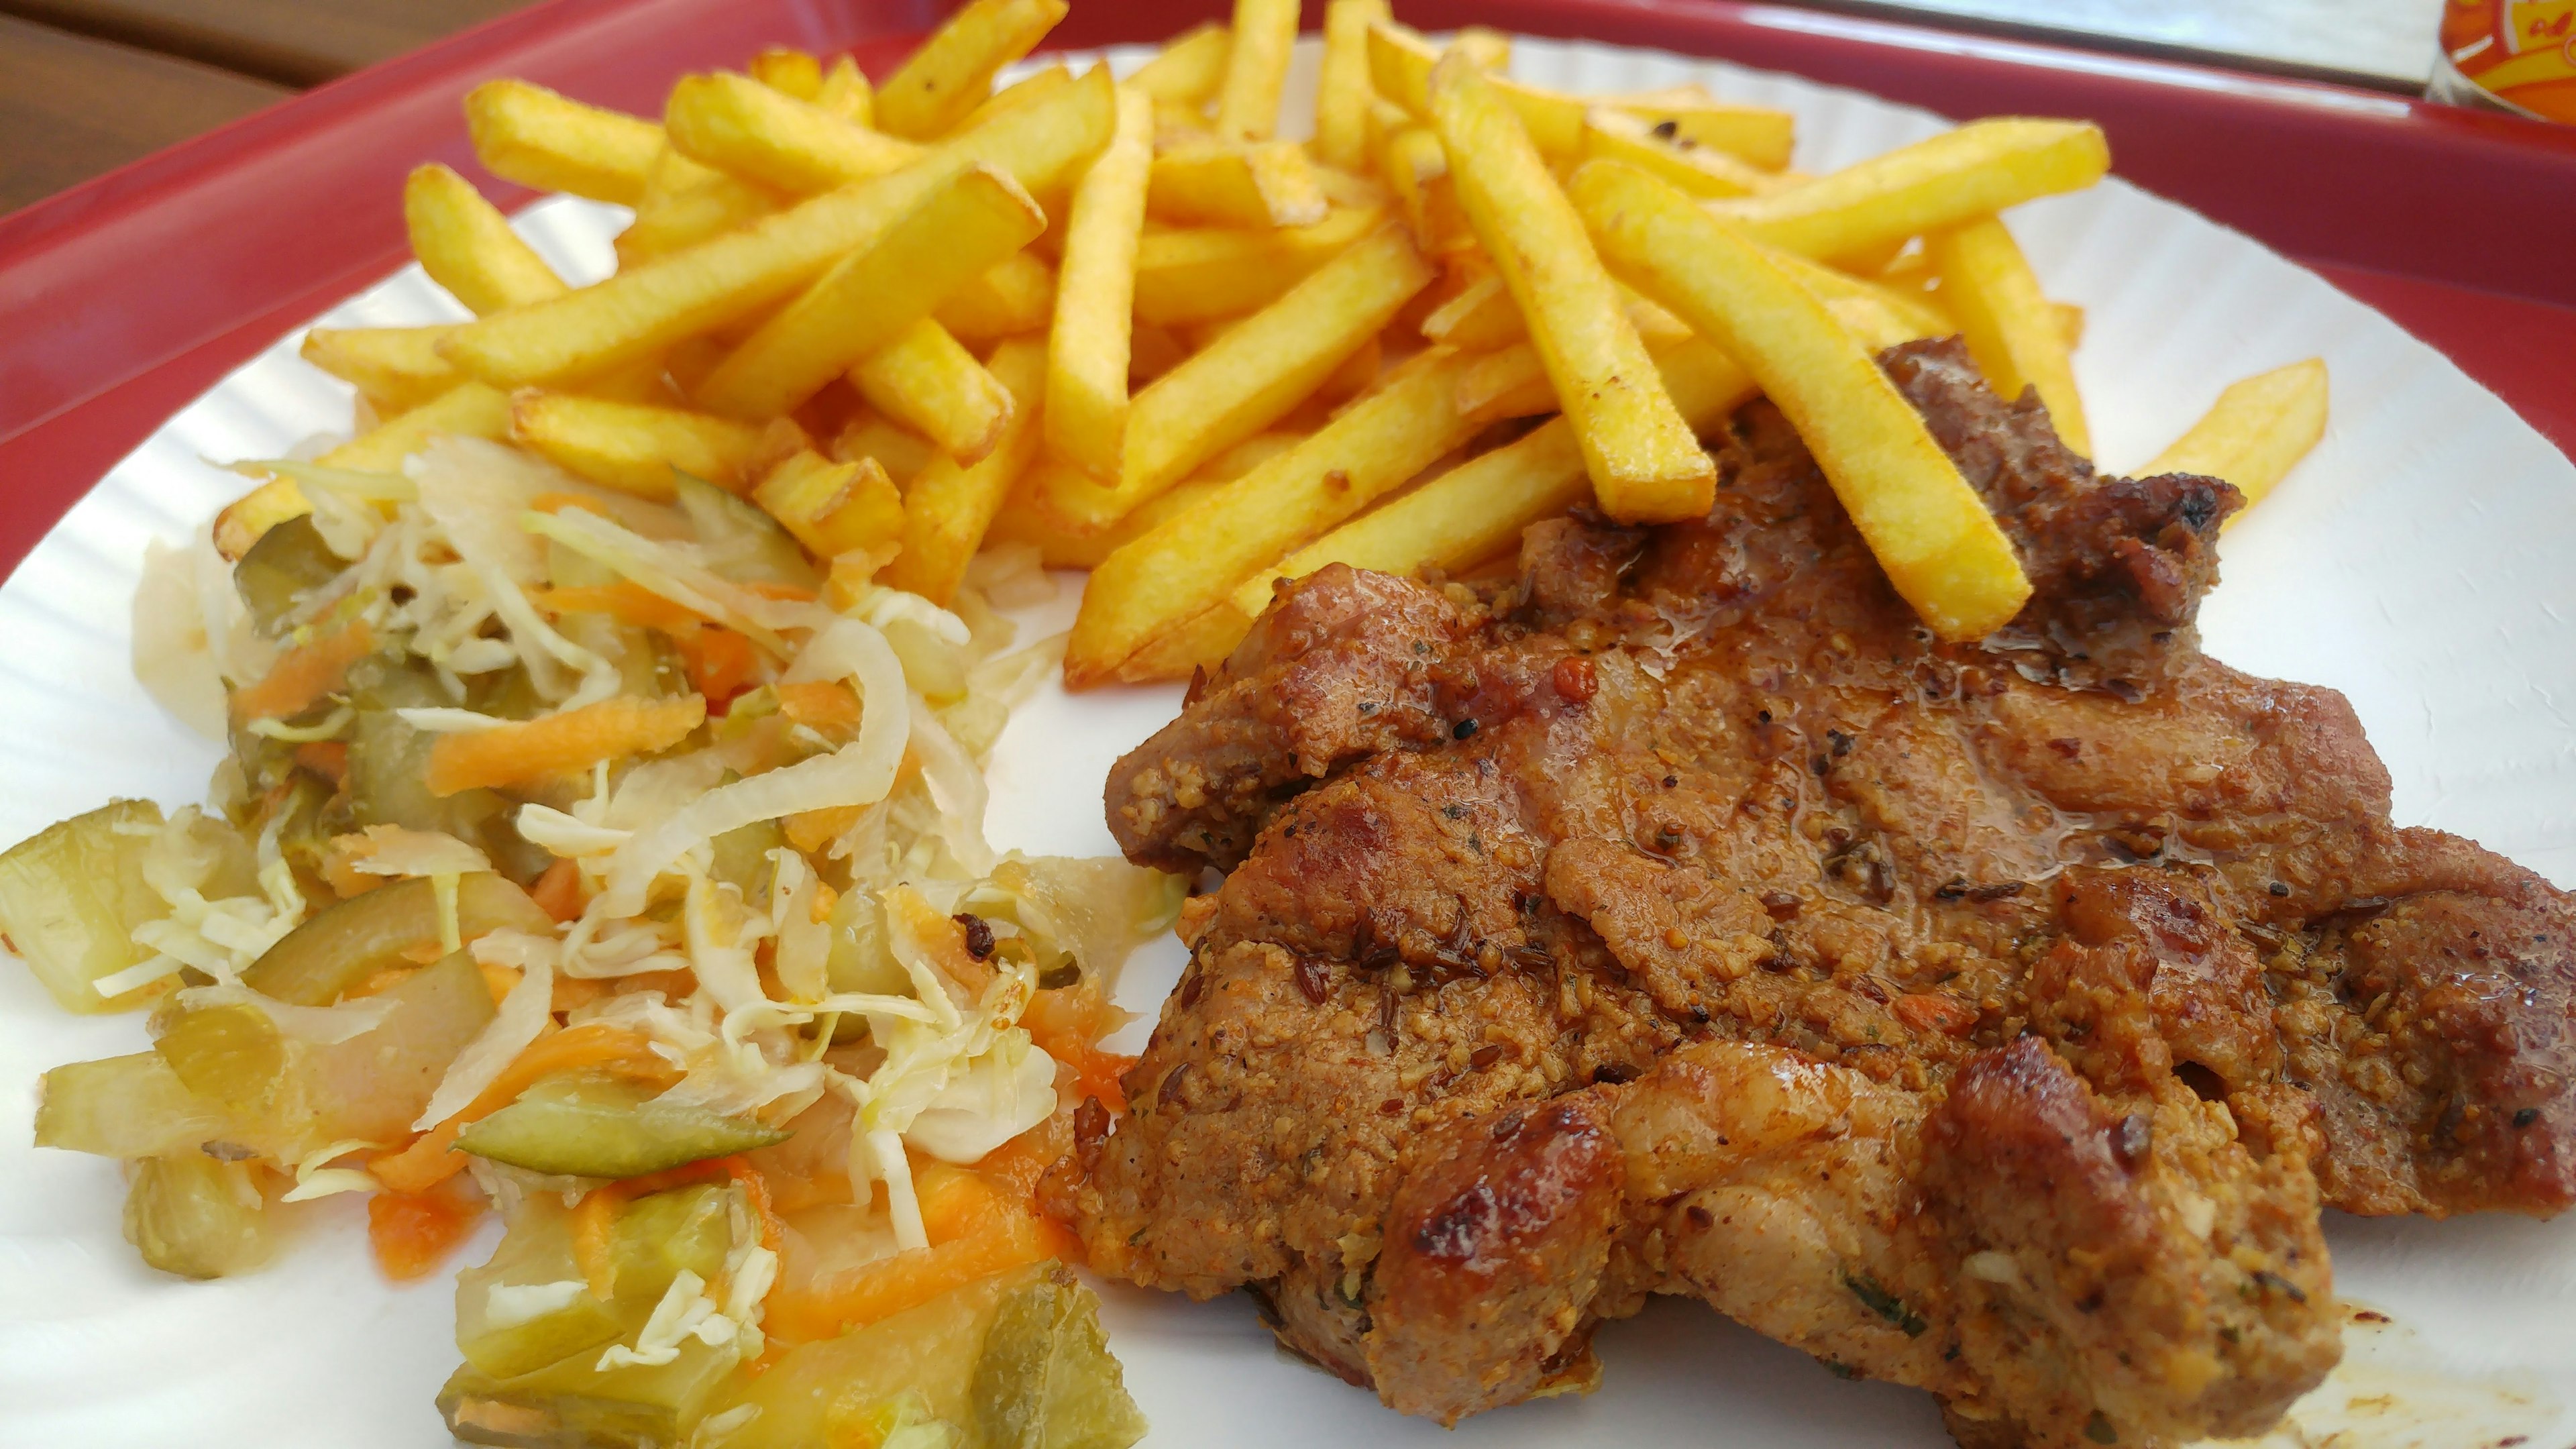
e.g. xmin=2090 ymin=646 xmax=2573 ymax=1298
xmin=1057 ymin=339 xmax=2576 ymax=1446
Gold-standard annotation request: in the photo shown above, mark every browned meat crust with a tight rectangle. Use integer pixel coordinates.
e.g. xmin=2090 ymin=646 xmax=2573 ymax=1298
xmin=1055 ymin=338 xmax=2576 ymax=1446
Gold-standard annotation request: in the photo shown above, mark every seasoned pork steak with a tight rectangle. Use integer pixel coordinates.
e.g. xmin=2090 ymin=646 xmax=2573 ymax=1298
xmin=1046 ymin=339 xmax=2576 ymax=1448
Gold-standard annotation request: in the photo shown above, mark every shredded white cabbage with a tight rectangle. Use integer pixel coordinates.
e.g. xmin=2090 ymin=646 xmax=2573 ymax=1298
xmin=484 ymin=1279 xmax=591 ymax=1329
xmin=341 ymin=824 xmax=490 ymax=879
xmin=280 ymin=1138 xmax=383 ymax=1201
xmin=132 ymin=539 xmax=251 ymax=739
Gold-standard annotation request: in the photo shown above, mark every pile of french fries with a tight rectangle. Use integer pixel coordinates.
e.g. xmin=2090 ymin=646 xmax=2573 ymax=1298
xmin=235 ymin=0 xmax=2330 ymax=690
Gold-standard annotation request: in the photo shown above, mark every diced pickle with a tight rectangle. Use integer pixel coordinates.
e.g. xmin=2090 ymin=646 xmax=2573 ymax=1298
xmin=296 ymin=949 xmax=498 ymax=1147
xmin=0 ymin=798 xmax=172 ymax=1013
xmin=972 ymin=1267 xmax=1148 ymax=1449
xmin=704 ymin=1264 xmax=1048 ymax=1448
xmin=155 ymin=1001 xmax=288 ymax=1113
xmin=883 ymin=617 xmax=967 ymax=703
xmin=123 ymin=1150 xmax=274 ymax=1279
xmin=37 ymin=1052 xmax=238 ymax=1159
xmin=675 ymin=473 xmax=819 ymax=590
xmin=608 ymin=1185 xmax=733 ymax=1309
xmin=456 ymin=1195 xmax=627 ymax=1380
xmin=231 ymin=515 xmax=343 ymax=635
xmin=440 ymin=1336 xmax=742 ymax=1449
xmin=457 ymin=1069 xmax=788 ymax=1179
xmin=708 ymin=818 xmax=783 ymax=900
xmin=350 ymin=709 xmax=513 ymax=846
xmin=243 ymin=871 xmax=549 ymax=1005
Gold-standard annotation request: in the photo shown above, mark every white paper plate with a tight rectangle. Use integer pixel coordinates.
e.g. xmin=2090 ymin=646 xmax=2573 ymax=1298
xmin=3 ymin=33 xmax=2572 ymax=1449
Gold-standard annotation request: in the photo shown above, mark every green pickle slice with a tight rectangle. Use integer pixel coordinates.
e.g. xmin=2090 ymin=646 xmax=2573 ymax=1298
xmin=973 ymin=1267 xmax=1149 ymax=1449
xmin=457 ymin=1069 xmax=788 ymax=1179
xmin=0 ymin=798 xmax=173 ymax=1013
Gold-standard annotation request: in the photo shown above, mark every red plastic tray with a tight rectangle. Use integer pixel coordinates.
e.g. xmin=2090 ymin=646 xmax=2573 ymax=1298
xmin=3 ymin=0 xmax=2571 ymax=582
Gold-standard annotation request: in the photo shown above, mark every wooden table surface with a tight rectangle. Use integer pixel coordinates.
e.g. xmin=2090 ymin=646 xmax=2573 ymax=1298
xmin=0 ymin=0 xmax=2466 ymax=217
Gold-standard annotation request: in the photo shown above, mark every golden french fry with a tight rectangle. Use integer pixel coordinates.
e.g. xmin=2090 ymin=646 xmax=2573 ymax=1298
xmin=2143 ymin=359 xmax=2328 ymax=521
xmin=874 ymin=0 xmax=1069 ymax=140
xmin=1067 ymin=351 xmax=1481 ymax=686
xmin=1214 ymin=0 xmax=1298 ymax=140
xmin=511 ymin=392 xmax=782 ymax=498
xmin=1128 ymin=22 xmax=1232 ymax=105
xmin=851 ymin=319 xmax=1014 ymax=464
xmin=1573 ymin=158 xmax=2031 ymax=639
xmin=1128 ymin=320 xmax=1188 ymax=383
xmin=1603 ymin=85 xmax=1795 ymax=171
xmin=447 ymin=74 xmax=1114 ymax=388
xmin=1369 ymin=23 xmax=1790 ymax=165
xmin=1756 ymin=244 xmax=1955 ymax=341
xmin=1314 ymin=0 xmax=1391 ymax=170
xmin=2053 ymin=301 xmax=2084 ymax=351
xmin=1147 ymin=140 xmax=1330 ymax=228
xmin=1708 ymin=117 xmax=2109 ymax=265
xmin=938 ymin=252 xmax=1057 ymax=341
xmin=1133 ymin=204 xmax=1387 ymax=325
xmin=749 ymin=47 xmax=823 ymax=99
xmin=663 ymin=71 xmax=922 ymax=194
xmin=959 ymin=64 xmax=1075 ymax=133
xmin=615 ymin=171 xmax=784 ymax=264
xmin=753 ymin=449 xmax=906 ymax=557
xmin=815 ymin=56 xmax=874 ymax=125
xmin=1454 ymin=302 xmax=1703 ymax=423
xmin=1579 ymin=107 xmax=1776 ymax=200
xmin=404 ymin=164 xmax=564 ymax=316
xmin=1926 ymin=216 xmax=2090 ymax=455
xmin=1375 ymin=115 xmax=1469 ymax=252
xmin=1046 ymin=85 xmax=1155 ymax=478
xmin=301 ymin=325 xmax=464 ymax=416
xmin=1419 ymin=273 xmax=1520 ymax=348
xmin=213 ymin=382 xmax=514 ymax=557
xmin=1063 ymin=222 xmax=1434 ymax=527
xmin=1434 ymin=54 xmax=1712 ymax=524
xmin=995 ymin=430 xmax=1296 ymax=568
xmin=830 ymin=411 xmax=939 ymax=486
xmin=463 ymin=80 xmax=662 ymax=206
xmin=696 ymin=161 xmax=1043 ymax=419
xmin=883 ymin=339 xmax=1049 ymax=604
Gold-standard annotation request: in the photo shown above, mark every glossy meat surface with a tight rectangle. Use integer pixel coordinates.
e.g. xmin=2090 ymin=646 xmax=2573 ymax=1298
xmin=1058 ymin=339 xmax=2576 ymax=1446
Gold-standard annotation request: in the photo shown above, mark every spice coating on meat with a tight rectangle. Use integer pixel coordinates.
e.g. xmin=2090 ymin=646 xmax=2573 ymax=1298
xmin=1052 ymin=338 xmax=2576 ymax=1446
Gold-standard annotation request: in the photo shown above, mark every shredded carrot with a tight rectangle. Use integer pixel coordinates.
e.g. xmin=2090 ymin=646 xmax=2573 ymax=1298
xmin=915 ymin=1161 xmax=1012 ymax=1245
xmin=775 ymin=680 xmax=864 ymax=731
xmin=785 ymin=804 xmax=864 ymax=853
xmin=766 ymin=1210 xmax=1056 ymax=1343
xmin=572 ymin=1181 xmax=624 ymax=1300
xmin=551 ymin=973 xmax=609 ymax=1013
xmin=530 ymin=491 xmax=612 ymax=517
xmin=477 ymin=961 xmax=521 ymax=1006
xmin=532 ymin=582 xmax=703 ymax=635
xmin=741 ymin=580 xmax=818 ymax=602
xmin=885 ymin=885 xmax=994 ymax=1000
xmin=230 ymin=619 xmax=373 ymax=723
xmin=1024 ymin=980 xmax=1136 ymax=1115
xmin=370 ymin=1023 xmax=676 ymax=1194
xmin=809 ymin=880 xmax=839 ymax=925
xmin=368 ymin=1174 xmax=485 ymax=1281
xmin=676 ymin=627 xmax=761 ymax=709
xmin=529 ymin=857 xmax=586 ymax=922
xmin=425 ymin=694 xmax=706 ymax=796
xmin=294 ymin=739 xmax=349 ymax=786
xmin=978 ymin=1103 xmax=1077 ymax=1212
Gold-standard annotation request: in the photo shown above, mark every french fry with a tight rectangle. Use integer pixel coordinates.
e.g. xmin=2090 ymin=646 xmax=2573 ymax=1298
xmin=1572 ymin=158 xmax=2031 ymax=639
xmin=991 ymin=470 xmax=1216 ymax=569
xmin=1067 ymin=351 xmax=1482 ymax=686
xmin=873 ymin=0 xmax=1070 ymax=140
xmin=937 ymin=251 xmax=1057 ymax=341
xmin=1579 ymin=108 xmax=1776 ymax=200
xmin=851 ymin=319 xmax=1015 ymax=464
xmin=510 ymin=392 xmax=784 ymax=498
xmin=1370 ymin=23 xmax=1793 ymax=166
xmin=959 ymin=64 xmax=1075 ymax=134
xmin=748 ymin=47 xmax=823 ymax=100
xmin=445 ymin=73 xmax=1114 ymax=388
xmin=1925 ymin=217 xmax=2090 ymax=455
xmin=830 ymin=411 xmax=939 ymax=486
xmin=214 ymin=382 xmax=515 ymax=558
xmin=1126 ymin=22 xmax=1232 ymax=106
xmin=464 ymin=80 xmax=663 ymax=206
xmin=1377 ymin=119 xmax=1470 ymax=253
xmin=1046 ymin=85 xmax=1154 ymax=478
xmin=884 ymin=339 xmax=1050 ymax=604
xmin=404 ymin=164 xmax=566 ymax=316
xmin=816 ymin=56 xmax=874 ymax=125
xmin=1433 ymin=54 xmax=1713 ymax=524
xmin=2053 ymin=301 xmax=2084 ymax=351
xmin=1452 ymin=296 xmax=1703 ymax=423
xmin=1314 ymin=0 xmax=1391 ymax=171
xmin=301 ymin=325 xmax=465 ymax=416
xmin=1214 ymin=0 xmax=1298 ymax=140
xmin=663 ymin=71 xmax=922 ymax=195
xmin=1707 ymin=117 xmax=2109 ymax=266
xmin=1147 ymin=140 xmax=1330 ymax=229
xmin=1052 ymin=221 xmax=1434 ymax=529
xmin=1128 ymin=321 xmax=1188 ymax=382
xmin=1245 ymin=339 xmax=1758 ymax=616
xmin=1452 ymin=26 xmax=1513 ymax=70
xmin=752 ymin=449 xmax=906 ymax=557
xmin=616 ymin=172 xmax=784 ymax=264
xmin=696 ymin=161 xmax=1044 ymax=419
xmin=1756 ymin=244 xmax=1955 ymax=341
xmin=2143 ymin=359 xmax=2328 ymax=520
xmin=1419 ymin=273 xmax=1521 ymax=348
xmin=1133 ymin=204 xmax=1387 ymax=325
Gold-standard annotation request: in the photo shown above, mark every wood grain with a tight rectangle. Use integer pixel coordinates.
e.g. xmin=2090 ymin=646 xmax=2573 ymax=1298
xmin=0 ymin=0 xmax=531 ymax=87
xmin=0 ymin=13 xmax=289 ymax=215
